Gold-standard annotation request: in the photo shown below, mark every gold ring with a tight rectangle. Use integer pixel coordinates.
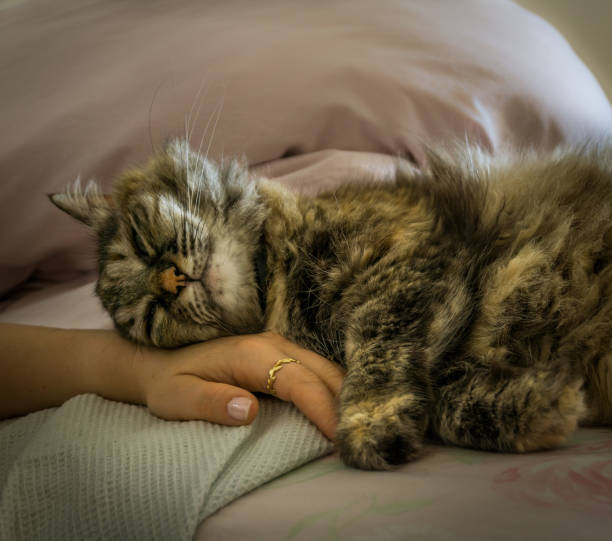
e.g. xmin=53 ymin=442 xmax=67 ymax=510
xmin=266 ymin=358 xmax=301 ymax=395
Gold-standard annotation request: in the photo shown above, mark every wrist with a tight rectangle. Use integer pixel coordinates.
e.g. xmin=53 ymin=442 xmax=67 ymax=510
xmin=127 ymin=342 xmax=167 ymax=408
xmin=80 ymin=330 xmax=152 ymax=407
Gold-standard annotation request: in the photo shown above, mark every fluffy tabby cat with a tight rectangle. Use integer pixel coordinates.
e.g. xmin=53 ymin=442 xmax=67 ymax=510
xmin=51 ymin=139 xmax=612 ymax=470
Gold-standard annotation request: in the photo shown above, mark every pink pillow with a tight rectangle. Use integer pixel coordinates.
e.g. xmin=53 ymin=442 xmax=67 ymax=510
xmin=1 ymin=0 xmax=611 ymax=296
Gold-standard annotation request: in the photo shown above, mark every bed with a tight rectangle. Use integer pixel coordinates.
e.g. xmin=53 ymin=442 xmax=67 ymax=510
xmin=1 ymin=1 xmax=611 ymax=539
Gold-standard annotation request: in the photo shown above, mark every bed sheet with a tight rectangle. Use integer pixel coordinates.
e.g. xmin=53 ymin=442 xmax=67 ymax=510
xmin=0 ymin=279 xmax=333 ymax=541
xmin=198 ymin=429 xmax=612 ymax=540
xmin=1 ymin=276 xmax=610 ymax=540
xmin=3 ymin=0 xmax=612 ymax=296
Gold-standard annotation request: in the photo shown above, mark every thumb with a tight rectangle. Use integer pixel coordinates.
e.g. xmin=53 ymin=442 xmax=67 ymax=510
xmin=147 ymin=374 xmax=260 ymax=425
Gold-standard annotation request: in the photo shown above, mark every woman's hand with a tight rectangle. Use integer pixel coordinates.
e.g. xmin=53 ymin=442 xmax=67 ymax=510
xmin=137 ymin=332 xmax=344 ymax=440
xmin=0 ymin=324 xmax=343 ymax=441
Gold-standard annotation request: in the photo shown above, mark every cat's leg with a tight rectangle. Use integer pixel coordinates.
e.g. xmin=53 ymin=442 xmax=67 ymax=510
xmin=431 ymin=363 xmax=586 ymax=453
xmin=335 ymin=287 xmax=434 ymax=470
xmin=335 ymin=341 xmax=430 ymax=470
xmin=430 ymin=244 xmax=589 ymax=453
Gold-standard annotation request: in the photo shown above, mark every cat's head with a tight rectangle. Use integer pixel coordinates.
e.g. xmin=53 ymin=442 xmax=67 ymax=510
xmin=50 ymin=139 xmax=267 ymax=347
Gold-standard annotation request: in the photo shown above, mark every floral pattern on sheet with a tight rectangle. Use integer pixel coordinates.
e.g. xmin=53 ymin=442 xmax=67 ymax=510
xmin=493 ymin=437 xmax=612 ymax=516
xmin=262 ymin=458 xmax=346 ymax=491
xmin=240 ymin=430 xmax=612 ymax=541
xmin=286 ymin=494 xmax=434 ymax=541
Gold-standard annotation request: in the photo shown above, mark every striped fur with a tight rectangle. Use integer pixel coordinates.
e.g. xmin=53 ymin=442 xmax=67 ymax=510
xmin=52 ymin=140 xmax=612 ymax=469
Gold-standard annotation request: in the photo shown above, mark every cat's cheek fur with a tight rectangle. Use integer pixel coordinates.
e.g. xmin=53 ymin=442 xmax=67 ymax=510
xmin=206 ymin=237 xmax=252 ymax=312
xmin=162 ymin=318 xmax=225 ymax=347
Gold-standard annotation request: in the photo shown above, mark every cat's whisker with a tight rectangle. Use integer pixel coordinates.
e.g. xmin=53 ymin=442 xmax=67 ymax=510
xmin=147 ymin=78 xmax=167 ymax=154
xmin=203 ymin=95 xmax=225 ymax=177
xmin=213 ymin=317 xmax=234 ymax=336
xmin=197 ymin=96 xmax=222 ymax=160
xmin=183 ymin=94 xmax=224 ymax=216
xmin=176 ymin=139 xmax=194 ymax=220
xmin=186 ymin=75 xmax=212 ymax=146
xmin=194 ymin=219 xmax=206 ymax=247
xmin=194 ymin=94 xmax=226 ymax=213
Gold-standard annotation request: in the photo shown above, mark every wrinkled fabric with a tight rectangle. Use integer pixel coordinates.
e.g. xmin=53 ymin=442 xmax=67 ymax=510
xmin=1 ymin=0 xmax=611 ymax=295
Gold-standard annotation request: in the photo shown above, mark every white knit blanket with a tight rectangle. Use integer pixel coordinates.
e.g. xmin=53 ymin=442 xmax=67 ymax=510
xmin=0 ymin=394 xmax=333 ymax=540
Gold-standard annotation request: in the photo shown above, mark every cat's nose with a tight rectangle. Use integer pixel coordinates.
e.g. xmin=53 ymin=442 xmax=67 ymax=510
xmin=160 ymin=266 xmax=187 ymax=295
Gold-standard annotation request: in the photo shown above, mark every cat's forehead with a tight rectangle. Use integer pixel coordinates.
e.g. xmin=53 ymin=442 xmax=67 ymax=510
xmin=167 ymin=139 xmax=220 ymax=182
xmin=112 ymin=139 xmax=257 ymax=222
xmin=112 ymin=152 xmax=192 ymax=207
xmin=115 ymin=190 xmax=204 ymax=234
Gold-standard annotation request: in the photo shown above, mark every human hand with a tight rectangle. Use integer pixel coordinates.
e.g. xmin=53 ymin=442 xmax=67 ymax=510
xmin=135 ymin=332 xmax=344 ymax=440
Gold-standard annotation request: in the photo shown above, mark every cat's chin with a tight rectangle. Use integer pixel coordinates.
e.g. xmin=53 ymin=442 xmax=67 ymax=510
xmin=224 ymin=310 xmax=266 ymax=336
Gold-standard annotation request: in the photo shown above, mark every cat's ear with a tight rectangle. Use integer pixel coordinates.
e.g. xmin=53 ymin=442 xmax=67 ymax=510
xmin=49 ymin=180 xmax=113 ymax=229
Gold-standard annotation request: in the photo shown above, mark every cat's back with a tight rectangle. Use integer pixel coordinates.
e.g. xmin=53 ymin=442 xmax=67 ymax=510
xmin=482 ymin=145 xmax=612 ymax=233
xmin=296 ymin=143 xmax=612 ymax=267
xmin=401 ymin=144 xmax=612 ymax=252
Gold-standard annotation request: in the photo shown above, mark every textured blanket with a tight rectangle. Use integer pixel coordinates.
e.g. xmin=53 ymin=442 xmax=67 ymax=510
xmin=0 ymin=394 xmax=332 ymax=540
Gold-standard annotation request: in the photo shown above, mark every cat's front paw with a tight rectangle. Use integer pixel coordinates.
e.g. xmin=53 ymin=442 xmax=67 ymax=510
xmin=336 ymin=395 xmax=425 ymax=470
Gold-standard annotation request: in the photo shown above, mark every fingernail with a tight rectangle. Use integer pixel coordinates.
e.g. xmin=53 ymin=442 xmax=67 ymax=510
xmin=227 ymin=397 xmax=252 ymax=421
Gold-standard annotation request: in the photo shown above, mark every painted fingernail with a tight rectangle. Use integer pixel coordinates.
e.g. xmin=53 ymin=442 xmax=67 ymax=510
xmin=227 ymin=397 xmax=252 ymax=421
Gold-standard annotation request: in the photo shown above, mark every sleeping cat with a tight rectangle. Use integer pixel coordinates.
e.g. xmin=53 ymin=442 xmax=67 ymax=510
xmin=51 ymin=139 xmax=612 ymax=470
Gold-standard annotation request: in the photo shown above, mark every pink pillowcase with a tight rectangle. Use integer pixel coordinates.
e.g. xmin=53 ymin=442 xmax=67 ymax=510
xmin=1 ymin=0 xmax=611 ymax=296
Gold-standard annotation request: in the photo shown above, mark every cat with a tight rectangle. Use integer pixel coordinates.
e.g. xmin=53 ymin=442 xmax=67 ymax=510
xmin=51 ymin=139 xmax=612 ymax=470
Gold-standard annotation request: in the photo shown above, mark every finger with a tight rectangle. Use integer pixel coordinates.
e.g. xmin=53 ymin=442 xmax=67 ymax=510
xmin=173 ymin=333 xmax=341 ymax=438
xmin=188 ymin=333 xmax=344 ymax=397
xmin=267 ymin=361 xmax=338 ymax=440
xmin=271 ymin=333 xmax=345 ymax=395
xmin=148 ymin=375 xmax=259 ymax=426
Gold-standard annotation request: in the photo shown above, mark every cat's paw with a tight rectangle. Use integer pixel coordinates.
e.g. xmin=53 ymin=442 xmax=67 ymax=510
xmin=437 ymin=373 xmax=587 ymax=453
xmin=512 ymin=378 xmax=586 ymax=452
xmin=336 ymin=395 xmax=425 ymax=470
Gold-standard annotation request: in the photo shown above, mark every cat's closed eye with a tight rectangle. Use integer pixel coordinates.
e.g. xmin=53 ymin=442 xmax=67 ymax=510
xmin=130 ymin=227 xmax=153 ymax=260
xmin=52 ymin=141 xmax=268 ymax=347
